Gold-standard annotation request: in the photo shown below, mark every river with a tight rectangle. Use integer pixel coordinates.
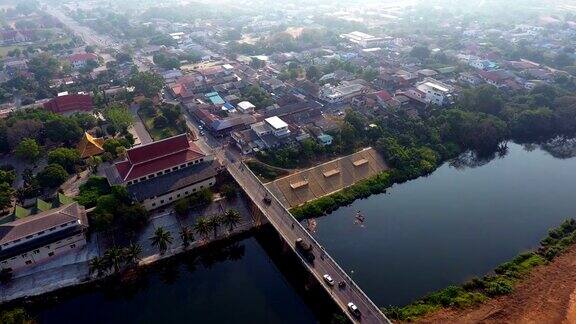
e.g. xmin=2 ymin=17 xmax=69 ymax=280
xmin=33 ymin=140 xmax=576 ymax=323
xmin=310 ymin=141 xmax=576 ymax=307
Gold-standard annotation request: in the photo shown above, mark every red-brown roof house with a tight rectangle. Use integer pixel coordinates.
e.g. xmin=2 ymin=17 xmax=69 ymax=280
xmin=43 ymin=94 xmax=93 ymax=114
xmin=68 ymin=53 xmax=98 ymax=69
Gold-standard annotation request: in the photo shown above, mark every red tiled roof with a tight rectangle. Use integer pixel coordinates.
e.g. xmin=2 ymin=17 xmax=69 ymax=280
xmin=116 ymin=134 xmax=206 ymax=182
xmin=68 ymin=53 xmax=98 ymax=63
xmin=374 ymin=90 xmax=392 ymax=102
xmin=43 ymin=94 xmax=93 ymax=114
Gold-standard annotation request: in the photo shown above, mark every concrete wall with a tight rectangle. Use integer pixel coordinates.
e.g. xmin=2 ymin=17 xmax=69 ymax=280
xmin=1 ymin=233 xmax=87 ymax=270
xmin=142 ymin=177 xmax=216 ymax=210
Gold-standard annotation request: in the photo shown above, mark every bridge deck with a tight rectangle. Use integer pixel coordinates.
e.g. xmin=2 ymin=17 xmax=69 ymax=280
xmin=221 ymin=153 xmax=390 ymax=324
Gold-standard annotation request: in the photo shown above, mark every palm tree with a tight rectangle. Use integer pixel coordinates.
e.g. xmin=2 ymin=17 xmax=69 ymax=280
xmin=222 ymin=209 xmax=242 ymax=232
xmin=180 ymin=226 xmax=195 ymax=248
xmin=194 ymin=216 xmax=211 ymax=240
xmin=104 ymin=246 xmax=125 ymax=273
xmin=150 ymin=227 xmax=173 ymax=254
xmin=207 ymin=214 xmax=223 ymax=238
xmin=123 ymin=243 xmax=143 ymax=266
xmin=89 ymin=256 xmax=108 ymax=278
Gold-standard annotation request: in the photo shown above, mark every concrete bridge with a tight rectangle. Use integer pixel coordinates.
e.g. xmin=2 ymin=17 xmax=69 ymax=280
xmin=217 ymin=151 xmax=391 ymax=324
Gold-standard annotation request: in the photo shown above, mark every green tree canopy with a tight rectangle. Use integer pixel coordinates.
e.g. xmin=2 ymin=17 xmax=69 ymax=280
xmin=47 ymin=148 xmax=81 ymax=173
xmin=129 ymin=71 xmax=165 ymax=97
xmin=37 ymin=164 xmax=69 ymax=188
xmin=15 ymin=138 xmax=41 ymax=162
xmin=104 ymin=105 xmax=134 ymax=132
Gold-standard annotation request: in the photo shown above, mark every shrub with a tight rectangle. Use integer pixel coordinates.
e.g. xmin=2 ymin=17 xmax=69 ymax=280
xmin=485 ymin=278 xmax=513 ymax=296
xmin=174 ymin=198 xmax=190 ymax=216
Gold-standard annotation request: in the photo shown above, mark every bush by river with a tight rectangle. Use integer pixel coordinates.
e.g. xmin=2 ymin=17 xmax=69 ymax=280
xmin=383 ymin=218 xmax=576 ymax=321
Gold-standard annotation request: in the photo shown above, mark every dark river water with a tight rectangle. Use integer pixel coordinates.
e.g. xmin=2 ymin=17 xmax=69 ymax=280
xmin=33 ymin=141 xmax=576 ymax=323
xmin=311 ymin=141 xmax=576 ymax=307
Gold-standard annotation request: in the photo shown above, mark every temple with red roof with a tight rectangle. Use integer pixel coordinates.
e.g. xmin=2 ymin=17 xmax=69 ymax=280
xmin=43 ymin=93 xmax=93 ymax=114
xmin=106 ymin=133 xmax=223 ymax=210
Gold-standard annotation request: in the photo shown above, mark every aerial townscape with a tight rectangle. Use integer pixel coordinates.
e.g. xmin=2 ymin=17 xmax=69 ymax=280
xmin=0 ymin=0 xmax=576 ymax=323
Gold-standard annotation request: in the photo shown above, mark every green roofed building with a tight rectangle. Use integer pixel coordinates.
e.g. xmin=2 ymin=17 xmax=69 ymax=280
xmin=58 ymin=193 xmax=75 ymax=206
xmin=36 ymin=199 xmax=53 ymax=212
xmin=10 ymin=194 xmax=75 ymax=221
xmin=14 ymin=206 xmax=31 ymax=219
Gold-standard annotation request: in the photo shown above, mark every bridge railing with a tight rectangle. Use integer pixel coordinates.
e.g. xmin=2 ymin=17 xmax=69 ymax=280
xmin=237 ymin=162 xmax=390 ymax=323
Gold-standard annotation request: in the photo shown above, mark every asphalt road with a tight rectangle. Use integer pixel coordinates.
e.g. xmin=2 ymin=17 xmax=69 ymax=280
xmin=221 ymin=153 xmax=390 ymax=324
xmin=182 ymin=108 xmax=389 ymax=323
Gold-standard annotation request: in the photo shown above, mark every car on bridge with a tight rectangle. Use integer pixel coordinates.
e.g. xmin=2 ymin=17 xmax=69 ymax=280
xmin=323 ymin=274 xmax=334 ymax=286
xmin=295 ymin=238 xmax=315 ymax=263
xmin=347 ymin=302 xmax=361 ymax=318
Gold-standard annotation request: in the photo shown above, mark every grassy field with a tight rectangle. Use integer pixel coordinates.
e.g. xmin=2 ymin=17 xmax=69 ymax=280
xmin=246 ymin=160 xmax=289 ymax=182
xmin=0 ymin=35 xmax=72 ymax=58
xmin=139 ymin=110 xmax=181 ymax=141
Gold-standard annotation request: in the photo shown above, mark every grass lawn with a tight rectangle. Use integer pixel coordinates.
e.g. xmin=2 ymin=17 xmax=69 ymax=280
xmin=246 ymin=160 xmax=289 ymax=182
xmin=138 ymin=110 xmax=181 ymax=141
xmin=0 ymin=35 xmax=71 ymax=58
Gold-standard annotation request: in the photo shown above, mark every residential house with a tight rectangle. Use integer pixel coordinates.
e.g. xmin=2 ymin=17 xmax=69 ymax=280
xmin=68 ymin=53 xmax=99 ymax=70
xmin=479 ymin=70 xmax=514 ymax=88
xmin=319 ymin=81 xmax=367 ymax=104
xmin=415 ymin=78 xmax=455 ymax=106
xmin=340 ymin=31 xmax=383 ymax=48
xmin=231 ymin=116 xmax=292 ymax=154
xmin=237 ymin=101 xmax=256 ymax=114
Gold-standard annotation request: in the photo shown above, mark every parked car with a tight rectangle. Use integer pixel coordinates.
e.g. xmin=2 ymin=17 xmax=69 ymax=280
xmin=347 ymin=302 xmax=361 ymax=318
xmin=323 ymin=274 xmax=334 ymax=286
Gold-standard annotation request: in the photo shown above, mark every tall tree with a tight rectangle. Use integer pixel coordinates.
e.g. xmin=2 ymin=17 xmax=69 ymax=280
xmin=222 ymin=209 xmax=242 ymax=232
xmin=129 ymin=71 xmax=164 ymax=97
xmin=89 ymin=256 xmax=108 ymax=278
xmin=0 ymin=183 xmax=14 ymax=210
xmin=150 ymin=227 xmax=173 ymax=254
xmin=14 ymin=138 xmax=40 ymax=162
xmin=194 ymin=216 xmax=211 ymax=240
xmin=123 ymin=243 xmax=143 ymax=267
xmin=47 ymin=148 xmax=81 ymax=173
xmin=207 ymin=214 xmax=223 ymax=238
xmin=37 ymin=164 xmax=69 ymax=188
xmin=103 ymin=246 xmax=125 ymax=273
xmin=180 ymin=226 xmax=194 ymax=248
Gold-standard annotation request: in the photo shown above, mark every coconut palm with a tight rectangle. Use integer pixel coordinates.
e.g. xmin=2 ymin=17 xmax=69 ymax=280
xmin=222 ymin=209 xmax=242 ymax=232
xmin=207 ymin=214 xmax=223 ymax=238
xmin=180 ymin=226 xmax=195 ymax=248
xmin=103 ymin=246 xmax=125 ymax=273
xmin=123 ymin=243 xmax=143 ymax=266
xmin=150 ymin=227 xmax=173 ymax=254
xmin=194 ymin=216 xmax=211 ymax=240
xmin=89 ymin=256 xmax=108 ymax=278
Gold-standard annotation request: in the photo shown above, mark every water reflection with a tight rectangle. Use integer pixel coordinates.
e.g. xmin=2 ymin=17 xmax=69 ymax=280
xmin=449 ymin=142 xmax=509 ymax=170
xmin=34 ymin=235 xmax=321 ymax=324
xmin=540 ymin=136 xmax=576 ymax=159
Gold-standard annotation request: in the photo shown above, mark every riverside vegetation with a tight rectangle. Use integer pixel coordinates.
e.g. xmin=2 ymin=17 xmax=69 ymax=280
xmin=382 ymin=219 xmax=576 ymax=321
xmin=290 ymin=83 xmax=576 ymax=219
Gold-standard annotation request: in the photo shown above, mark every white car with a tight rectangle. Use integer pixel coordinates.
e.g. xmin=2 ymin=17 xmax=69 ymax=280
xmin=323 ymin=274 xmax=334 ymax=286
xmin=347 ymin=302 xmax=361 ymax=318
